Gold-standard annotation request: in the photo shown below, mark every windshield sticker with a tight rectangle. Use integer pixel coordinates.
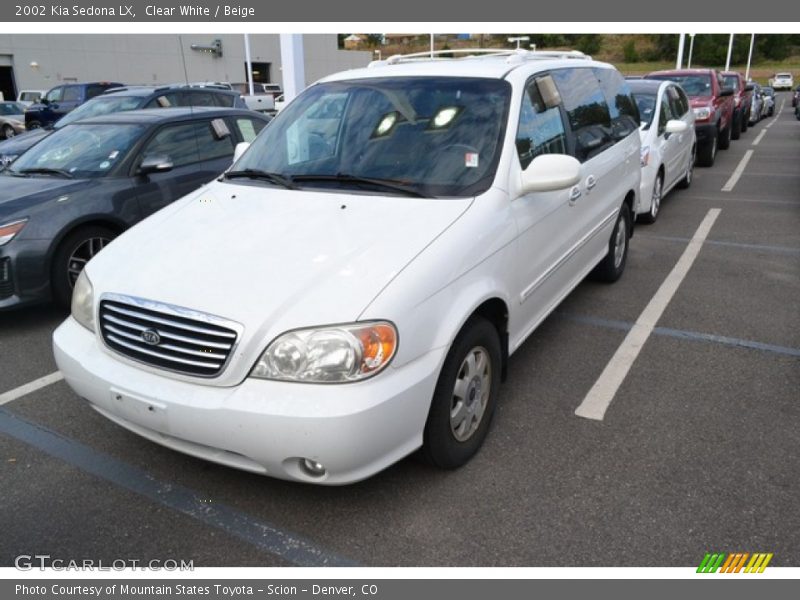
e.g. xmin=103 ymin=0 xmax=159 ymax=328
xmin=465 ymin=153 xmax=479 ymax=168
xmin=99 ymin=161 xmax=111 ymax=169
xmin=108 ymin=150 xmax=119 ymax=160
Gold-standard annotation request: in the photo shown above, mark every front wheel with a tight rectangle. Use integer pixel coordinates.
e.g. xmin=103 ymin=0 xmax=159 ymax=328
xmin=591 ymin=204 xmax=630 ymax=283
xmin=639 ymin=172 xmax=662 ymax=224
xmin=732 ymin=113 xmax=741 ymax=140
xmin=2 ymin=124 xmax=16 ymax=139
xmin=697 ymin=134 xmax=717 ymax=167
xmin=51 ymin=226 xmax=116 ymax=307
xmin=718 ymin=122 xmax=732 ymax=150
xmin=421 ymin=316 xmax=501 ymax=469
xmin=27 ymin=120 xmax=41 ymax=130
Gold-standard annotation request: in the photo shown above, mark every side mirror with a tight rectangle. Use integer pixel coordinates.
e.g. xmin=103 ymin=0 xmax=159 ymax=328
xmin=665 ymin=119 xmax=688 ymax=134
xmin=519 ymin=154 xmax=581 ymax=195
xmin=233 ymin=142 xmax=250 ymax=163
xmin=720 ymin=88 xmax=734 ymax=97
xmin=139 ymin=155 xmax=173 ymax=175
xmin=744 ymin=83 xmax=755 ymax=92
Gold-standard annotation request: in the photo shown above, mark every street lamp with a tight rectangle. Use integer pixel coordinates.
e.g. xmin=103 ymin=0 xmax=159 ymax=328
xmin=687 ymin=34 xmax=696 ymax=68
xmin=508 ymin=36 xmax=530 ymax=49
xmin=374 ymin=49 xmax=382 ymax=61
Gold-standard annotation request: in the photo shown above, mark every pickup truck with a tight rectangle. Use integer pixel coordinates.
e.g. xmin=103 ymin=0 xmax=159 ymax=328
xmin=646 ymin=69 xmax=735 ymax=167
xmin=721 ymin=71 xmax=755 ymax=139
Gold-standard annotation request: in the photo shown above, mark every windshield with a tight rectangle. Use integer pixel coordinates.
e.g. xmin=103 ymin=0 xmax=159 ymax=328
xmin=54 ymin=95 xmax=143 ymax=129
xmin=632 ymin=93 xmax=656 ymax=128
xmin=649 ymin=74 xmax=712 ymax=97
xmin=8 ymin=123 xmax=142 ymax=178
xmin=0 ymin=102 xmax=25 ymax=116
xmin=232 ymin=77 xmax=512 ymax=197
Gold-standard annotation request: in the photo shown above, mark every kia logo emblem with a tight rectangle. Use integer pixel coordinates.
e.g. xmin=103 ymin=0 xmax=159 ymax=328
xmin=141 ymin=329 xmax=161 ymax=346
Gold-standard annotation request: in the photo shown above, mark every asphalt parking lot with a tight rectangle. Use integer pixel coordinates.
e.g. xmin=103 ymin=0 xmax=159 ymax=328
xmin=1 ymin=98 xmax=798 ymax=569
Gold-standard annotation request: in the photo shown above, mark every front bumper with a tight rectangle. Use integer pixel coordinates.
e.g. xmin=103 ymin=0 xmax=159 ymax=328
xmin=0 ymin=239 xmax=52 ymax=310
xmin=53 ymin=316 xmax=446 ymax=485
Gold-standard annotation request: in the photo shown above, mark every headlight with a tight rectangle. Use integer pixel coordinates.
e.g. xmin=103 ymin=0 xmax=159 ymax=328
xmin=251 ymin=321 xmax=398 ymax=383
xmin=71 ymin=270 xmax=95 ymax=332
xmin=692 ymin=107 xmax=712 ymax=121
xmin=640 ymin=146 xmax=650 ymax=167
xmin=0 ymin=218 xmax=27 ymax=246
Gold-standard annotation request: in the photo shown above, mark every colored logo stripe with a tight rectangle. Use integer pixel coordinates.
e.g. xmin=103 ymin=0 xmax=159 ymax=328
xmin=697 ymin=552 xmax=773 ymax=573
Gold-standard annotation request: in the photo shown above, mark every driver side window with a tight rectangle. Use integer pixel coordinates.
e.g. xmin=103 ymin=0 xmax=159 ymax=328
xmin=516 ymin=78 xmax=567 ymax=170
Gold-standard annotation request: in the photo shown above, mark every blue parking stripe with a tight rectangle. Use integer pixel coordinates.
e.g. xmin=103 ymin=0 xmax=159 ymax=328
xmin=0 ymin=408 xmax=359 ymax=567
xmin=559 ymin=313 xmax=800 ymax=358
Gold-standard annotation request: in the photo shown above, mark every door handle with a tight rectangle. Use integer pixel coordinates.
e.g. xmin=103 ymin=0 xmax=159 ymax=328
xmin=569 ymin=186 xmax=582 ymax=203
xmin=585 ymin=175 xmax=597 ymax=190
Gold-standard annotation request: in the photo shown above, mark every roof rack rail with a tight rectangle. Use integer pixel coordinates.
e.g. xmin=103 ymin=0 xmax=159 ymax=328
xmin=369 ymin=48 xmax=591 ymax=68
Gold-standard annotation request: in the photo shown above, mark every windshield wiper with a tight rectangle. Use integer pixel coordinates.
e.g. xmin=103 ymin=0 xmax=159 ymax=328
xmin=290 ymin=173 xmax=428 ymax=198
xmin=223 ymin=168 xmax=297 ymax=190
xmin=18 ymin=167 xmax=74 ymax=179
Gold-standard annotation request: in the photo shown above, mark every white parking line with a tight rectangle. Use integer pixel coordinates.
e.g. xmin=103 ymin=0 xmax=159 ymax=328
xmin=721 ymin=150 xmax=754 ymax=192
xmin=752 ymin=130 xmax=767 ymax=146
xmin=0 ymin=372 xmax=63 ymax=406
xmin=575 ymin=208 xmax=721 ymax=421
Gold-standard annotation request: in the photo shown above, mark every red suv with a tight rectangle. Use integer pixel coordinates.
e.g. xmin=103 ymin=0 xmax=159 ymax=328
xmin=721 ymin=71 xmax=755 ymax=138
xmin=646 ymin=69 xmax=735 ymax=167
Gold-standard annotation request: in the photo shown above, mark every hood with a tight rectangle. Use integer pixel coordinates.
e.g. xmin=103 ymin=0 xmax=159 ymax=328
xmin=0 ymin=174 xmax=95 ymax=220
xmin=87 ymin=182 xmax=473 ymax=367
xmin=0 ymin=128 xmax=51 ymax=157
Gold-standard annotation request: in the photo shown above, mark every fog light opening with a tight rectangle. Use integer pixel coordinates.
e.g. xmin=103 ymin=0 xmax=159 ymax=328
xmin=301 ymin=458 xmax=327 ymax=478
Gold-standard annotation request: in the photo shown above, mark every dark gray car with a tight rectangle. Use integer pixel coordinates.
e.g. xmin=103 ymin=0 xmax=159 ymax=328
xmin=0 ymin=85 xmax=250 ymax=167
xmin=0 ymin=107 xmax=269 ymax=309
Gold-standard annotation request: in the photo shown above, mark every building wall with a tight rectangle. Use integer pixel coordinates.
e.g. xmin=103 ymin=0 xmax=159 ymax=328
xmin=0 ymin=34 xmax=372 ymax=94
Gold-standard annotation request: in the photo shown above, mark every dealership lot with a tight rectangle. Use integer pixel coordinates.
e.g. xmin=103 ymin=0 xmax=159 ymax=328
xmin=1 ymin=99 xmax=798 ymax=568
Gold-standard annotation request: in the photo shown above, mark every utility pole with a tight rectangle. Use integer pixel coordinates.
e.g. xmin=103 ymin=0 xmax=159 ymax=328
xmin=725 ymin=33 xmax=734 ymax=71
xmin=676 ymin=33 xmax=686 ymax=69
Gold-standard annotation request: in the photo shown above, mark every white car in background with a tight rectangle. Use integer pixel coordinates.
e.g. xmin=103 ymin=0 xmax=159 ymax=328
xmin=54 ymin=49 xmax=641 ymax=484
xmin=629 ymin=79 xmax=696 ymax=223
xmin=769 ymin=72 xmax=793 ymax=91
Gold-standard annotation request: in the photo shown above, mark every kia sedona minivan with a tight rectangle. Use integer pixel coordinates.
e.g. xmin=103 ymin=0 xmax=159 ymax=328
xmin=54 ymin=50 xmax=641 ymax=485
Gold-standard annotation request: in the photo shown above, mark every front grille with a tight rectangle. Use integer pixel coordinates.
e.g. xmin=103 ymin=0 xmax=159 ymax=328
xmin=0 ymin=258 xmax=13 ymax=300
xmin=99 ymin=299 xmax=238 ymax=377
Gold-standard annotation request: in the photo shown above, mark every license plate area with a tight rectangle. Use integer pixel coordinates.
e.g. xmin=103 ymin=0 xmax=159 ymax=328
xmin=109 ymin=388 xmax=168 ymax=431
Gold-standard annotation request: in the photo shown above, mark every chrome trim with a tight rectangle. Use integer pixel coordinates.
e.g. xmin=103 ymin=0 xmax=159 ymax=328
xmin=106 ymin=334 xmax=222 ymax=370
xmin=520 ymin=209 xmax=619 ymax=303
xmin=101 ymin=313 xmax=233 ymax=350
xmin=103 ymin=303 xmax=236 ymax=338
xmin=98 ymin=293 xmax=244 ymax=379
xmin=104 ymin=324 xmax=229 ymax=360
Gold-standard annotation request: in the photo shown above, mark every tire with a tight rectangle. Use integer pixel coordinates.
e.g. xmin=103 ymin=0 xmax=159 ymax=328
xmin=731 ymin=113 xmax=741 ymax=140
xmin=718 ymin=122 xmax=732 ymax=150
xmin=639 ymin=171 xmax=662 ymax=224
xmin=51 ymin=226 xmax=116 ymax=307
xmin=421 ymin=316 xmax=501 ymax=469
xmin=740 ymin=110 xmax=748 ymax=133
xmin=697 ymin=134 xmax=717 ymax=168
xmin=2 ymin=124 xmax=15 ymax=139
xmin=677 ymin=146 xmax=695 ymax=189
xmin=590 ymin=204 xmax=630 ymax=283
xmin=27 ymin=120 xmax=41 ymax=130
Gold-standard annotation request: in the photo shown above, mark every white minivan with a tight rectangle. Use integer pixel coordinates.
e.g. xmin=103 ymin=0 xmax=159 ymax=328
xmin=54 ymin=50 xmax=641 ymax=484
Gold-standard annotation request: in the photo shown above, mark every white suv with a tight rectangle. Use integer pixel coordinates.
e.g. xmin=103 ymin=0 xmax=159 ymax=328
xmin=54 ymin=50 xmax=641 ymax=484
xmin=770 ymin=72 xmax=793 ymax=91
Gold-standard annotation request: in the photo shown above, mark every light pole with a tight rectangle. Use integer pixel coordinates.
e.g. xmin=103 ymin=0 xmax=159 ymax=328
xmin=374 ymin=49 xmax=382 ymax=61
xmin=508 ymin=36 xmax=530 ymax=50
xmin=687 ymin=34 xmax=696 ymax=68
xmin=676 ymin=33 xmax=686 ymax=69
xmin=725 ymin=33 xmax=734 ymax=71
xmin=529 ymin=43 xmax=537 ymax=52
xmin=745 ymin=34 xmax=755 ymax=81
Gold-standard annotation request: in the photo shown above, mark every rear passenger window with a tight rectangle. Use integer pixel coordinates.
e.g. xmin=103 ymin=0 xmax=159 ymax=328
xmin=145 ymin=92 xmax=182 ymax=109
xmin=516 ymin=78 xmax=567 ymax=169
xmin=187 ymin=92 xmax=216 ymax=107
xmin=552 ymin=68 xmax=613 ymax=162
xmin=86 ymin=85 xmax=108 ymax=99
xmin=593 ymin=68 xmax=639 ymax=140
xmin=214 ymin=94 xmax=235 ymax=107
